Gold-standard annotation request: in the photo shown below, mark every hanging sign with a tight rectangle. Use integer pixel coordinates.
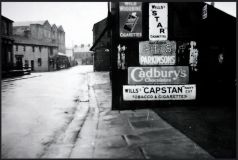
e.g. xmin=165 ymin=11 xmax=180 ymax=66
xmin=123 ymin=84 xmax=196 ymax=101
xmin=189 ymin=41 xmax=199 ymax=71
xmin=128 ymin=66 xmax=189 ymax=84
xmin=139 ymin=40 xmax=176 ymax=65
xmin=119 ymin=2 xmax=142 ymax=38
xmin=149 ymin=3 xmax=168 ymax=41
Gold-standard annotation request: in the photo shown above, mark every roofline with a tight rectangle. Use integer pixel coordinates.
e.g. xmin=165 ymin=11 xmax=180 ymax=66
xmin=14 ymin=42 xmax=58 ymax=47
xmin=90 ymin=2 xmax=110 ymax=51
xmin=90 ymin=18 xmax=108 ymax=51
xmin=1 ymin=15 xmax=14 ymax=22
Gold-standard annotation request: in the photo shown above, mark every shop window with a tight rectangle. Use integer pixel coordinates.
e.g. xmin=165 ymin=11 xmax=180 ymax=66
xmin=38 ymin=58 xmax=42 ymax=66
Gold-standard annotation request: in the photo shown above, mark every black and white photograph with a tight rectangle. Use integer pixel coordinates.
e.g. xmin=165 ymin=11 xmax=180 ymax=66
xmin=1 ymin=1 xmax=236 ymax=159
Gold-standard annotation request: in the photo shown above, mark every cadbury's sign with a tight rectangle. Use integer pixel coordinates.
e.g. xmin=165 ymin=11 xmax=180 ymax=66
xmin=128 ymin=66 xmax=189 ymax=84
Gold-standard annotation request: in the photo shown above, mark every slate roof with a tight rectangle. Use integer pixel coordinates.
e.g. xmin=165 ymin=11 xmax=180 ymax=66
xmin=13 ymin=35 xmax=58 ymax=47
xmin=13 ymin=20 xmax=48 ymax=27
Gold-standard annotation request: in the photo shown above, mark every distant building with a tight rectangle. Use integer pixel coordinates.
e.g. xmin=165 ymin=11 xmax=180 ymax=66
xmin=66 ymin=48 xmax=77 ymax=67
xmin=12 ymin=20 xmax=67 ymax=71
xmin=73 ymin=44 xmax=93 ymax=65
xmin=90 ymin=18 xmax=111 ymax=71
xmin=1 ymin=16 xmax=14 ymax=76
xmin=56 ymin=25 xmax=65 ymax=53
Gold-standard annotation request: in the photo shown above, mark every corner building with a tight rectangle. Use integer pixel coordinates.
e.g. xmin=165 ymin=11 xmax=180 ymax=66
xmin=107 ymin=2 xmax=236 ymax=109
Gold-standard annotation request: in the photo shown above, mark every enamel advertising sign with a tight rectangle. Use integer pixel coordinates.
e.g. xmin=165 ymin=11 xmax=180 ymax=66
xmin=128 ymin=66 xmax=189 ymax=84
xmin=202 ymin=4 xmax=208 ymax=19
xmin=139 ymin=40 xmax=176 ymax=65
xmin=119 ymin=2 xmax=142 ymax=38
xmin=149 ymin=3 xmax=168 ymax=41
xmin=123 ymin=85 xmax=196 ymax=101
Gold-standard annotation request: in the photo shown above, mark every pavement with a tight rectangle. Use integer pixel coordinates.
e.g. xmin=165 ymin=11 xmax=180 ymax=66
xmin=69 ymin=71 xmax=214 ymax=159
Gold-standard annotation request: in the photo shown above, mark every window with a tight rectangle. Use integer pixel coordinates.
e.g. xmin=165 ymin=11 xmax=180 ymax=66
xmin=23 ymin=45 xmax=26 ymax=52
xmin=50 ymin=48 xmax=53 ymax=56
xmin=32 ymin=46 xmax=35 ymax=52
xmin=38 ymin=58 xmax=42 ymax=66
xmin=16 ymin=45 xmax=18 ymax=51
xmin=39 ymin=46 xmax=42 ymax=52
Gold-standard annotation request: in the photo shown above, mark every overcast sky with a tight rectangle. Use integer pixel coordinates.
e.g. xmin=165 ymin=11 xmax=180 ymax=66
xmin=1 ymin=2 xmax=236 ymax=48
xmin=2 ymin=2 xmax=108 ymax=48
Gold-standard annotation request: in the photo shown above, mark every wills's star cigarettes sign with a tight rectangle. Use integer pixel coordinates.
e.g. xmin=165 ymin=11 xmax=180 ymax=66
xmin=149 ymin=3 xmax=168 ymax=41
xmin=123 ymin=85 xmax=196 ymax=101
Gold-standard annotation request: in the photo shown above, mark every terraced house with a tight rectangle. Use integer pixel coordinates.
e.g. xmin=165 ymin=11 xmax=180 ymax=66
xmin=12 ymin=20 xmax=67 ymax=72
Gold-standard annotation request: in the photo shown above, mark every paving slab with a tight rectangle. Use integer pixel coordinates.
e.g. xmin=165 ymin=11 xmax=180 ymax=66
xmin=141 ymin=140 xmax=214 ymax=159
xmin=95 ymin=135 xmax=127 ymax=148
xmin=70 ymin=138 xmax=94 ymax=158
xmin=129 ymin=120 xmax=171 ymax=130
xmin=93 ymin=146 xmax=144 ymax=159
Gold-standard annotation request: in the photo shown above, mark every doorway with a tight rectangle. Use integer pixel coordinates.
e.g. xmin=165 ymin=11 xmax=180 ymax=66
xmin=31 ymin=60 xmax=34 ymax=71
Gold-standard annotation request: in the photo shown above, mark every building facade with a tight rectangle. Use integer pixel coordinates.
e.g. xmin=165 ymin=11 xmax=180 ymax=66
xmin=13 ymin=35 xmax=58 ymax=72
xmin=73 ymin=44 xmax=93 ymax=65
xmin=91 ymin=18 xmax=111 ymax=71
xmin=1 ymin=16 xmax=14 ymax=76
xmin=12 ymin=20 xmax=67 ymax=72
xmin=66 ymin=48 xmax=78 ymax=67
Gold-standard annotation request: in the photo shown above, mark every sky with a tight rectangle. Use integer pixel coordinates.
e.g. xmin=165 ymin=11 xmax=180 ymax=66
xmin=205 ymin=2 xmax=236 ymax=17
xmin=1 ymin=2 xmax=236 ymax=48
xmin=1 ymin=2 xmax=108 ymax=48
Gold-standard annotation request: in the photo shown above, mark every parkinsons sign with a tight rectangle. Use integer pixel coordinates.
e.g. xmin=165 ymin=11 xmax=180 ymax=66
xmin=139 ymin=40 xmax=176 ymax=65
xmin=123 ymin=85 xmax=196 ymax=101
xmin=128 ymin=66 xmax=189 ymax=84
xmin=149 ymin=3 xmax=168 ymax=41
xmin=119 ymin=2 xmax=142 ymax=38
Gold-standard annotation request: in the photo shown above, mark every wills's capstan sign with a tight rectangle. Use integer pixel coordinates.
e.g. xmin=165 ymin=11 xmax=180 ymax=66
xmin=128 ymin=66 xmax=189 ymax=84
xmin=123 ymin=85 xmax=196 ymax=101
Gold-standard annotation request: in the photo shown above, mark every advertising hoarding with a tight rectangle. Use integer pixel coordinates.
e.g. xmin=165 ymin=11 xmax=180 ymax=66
xmin=139 ymin=40 xmax=176 ymax=65
xmin=128 ymin=66 xmax=189 ymax=84
xmin=123 ymin=85 xmax=196 ymax=101
xmin=119 ymin=2 xmax=142 ymax=38
xmin=149 ymin=3 xmax=168 ymax=41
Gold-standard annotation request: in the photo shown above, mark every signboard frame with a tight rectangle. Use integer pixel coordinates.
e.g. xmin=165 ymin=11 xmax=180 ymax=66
xmin=119 ymin=2 xmax=143 ymax=38
xmin=139 ymin=40 xmax=176 ymax=65
xmin=128 ymin=66 xmax=189 ymax=84
xmin=123 ymin=84 xmax=196 ymax=101
xmin=149 ymin=3 xmax=168 ymax=41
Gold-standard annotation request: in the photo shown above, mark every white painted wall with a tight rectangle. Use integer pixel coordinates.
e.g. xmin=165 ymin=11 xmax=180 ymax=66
xmin=13 ymin=44 xmax=49 ymax=72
